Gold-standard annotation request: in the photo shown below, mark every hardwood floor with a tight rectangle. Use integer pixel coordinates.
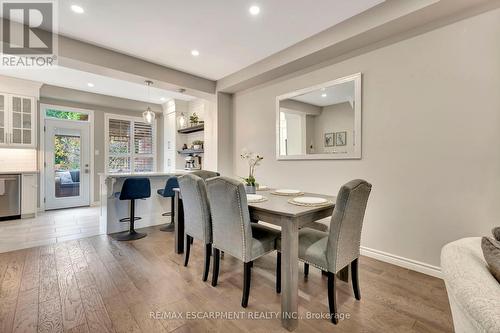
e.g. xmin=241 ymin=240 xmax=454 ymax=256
xmin=0 ymin=226 xmax=453 ymax=332
xmin=0 ymin=207 xmax=100 ymax=254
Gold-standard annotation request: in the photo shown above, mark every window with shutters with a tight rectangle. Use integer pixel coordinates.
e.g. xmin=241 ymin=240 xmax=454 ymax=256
xmin=105 ymin=114 xmax=156 ymax=173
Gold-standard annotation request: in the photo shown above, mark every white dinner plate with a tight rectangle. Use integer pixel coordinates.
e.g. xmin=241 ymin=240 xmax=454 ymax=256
xmin=247 ymin=194 xmax=264 ymax=202
xmin=292 ymin=197 xmax=328 ymax=205
xmin=275 ymin=189 xmax=301 ymax=195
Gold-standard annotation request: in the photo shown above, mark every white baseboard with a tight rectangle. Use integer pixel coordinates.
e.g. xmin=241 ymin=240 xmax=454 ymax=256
xmin=360 ymin=246 xmax=442 ymax=279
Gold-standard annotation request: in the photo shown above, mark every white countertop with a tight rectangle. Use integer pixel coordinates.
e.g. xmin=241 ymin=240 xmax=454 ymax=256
xmin=0 ymin=171 xmax=38 ymax=175
xmin=99 ymin=170 xmax=192 ymax=178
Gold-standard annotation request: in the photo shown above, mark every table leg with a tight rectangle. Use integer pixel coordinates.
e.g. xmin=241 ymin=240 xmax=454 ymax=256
xmin=174 ymin=192 xmax=184 ymax=254
xmin=281 ymin=218 xmax=299 ymax=331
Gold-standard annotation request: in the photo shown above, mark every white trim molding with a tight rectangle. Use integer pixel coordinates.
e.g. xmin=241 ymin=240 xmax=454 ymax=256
xmin=360 ymin=246 xmax=442 ymax=279
xmin=39 ymin=104 xmax=95 ymax=211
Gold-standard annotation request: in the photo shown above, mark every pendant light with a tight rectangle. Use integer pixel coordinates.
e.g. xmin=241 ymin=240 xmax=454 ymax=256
xmin=142 ymin=80 xmax=155 ymax=124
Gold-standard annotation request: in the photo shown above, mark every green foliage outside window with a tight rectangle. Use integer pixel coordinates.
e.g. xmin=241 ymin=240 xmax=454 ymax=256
xmin=46 ymin=109 xmax=88 ymax=121
xmin=54 ymin=135 xmax=81 ymax=171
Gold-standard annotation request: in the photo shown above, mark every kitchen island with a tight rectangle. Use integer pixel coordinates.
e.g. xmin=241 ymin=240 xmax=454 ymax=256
xmin=99 ymin=171 xmax=190 ymax=235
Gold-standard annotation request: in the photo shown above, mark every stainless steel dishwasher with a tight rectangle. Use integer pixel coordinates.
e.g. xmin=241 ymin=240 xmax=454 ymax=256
xmin=0 ymin=174 xmax=21 ymax=221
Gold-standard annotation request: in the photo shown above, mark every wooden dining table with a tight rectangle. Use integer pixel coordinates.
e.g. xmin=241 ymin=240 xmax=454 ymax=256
xmin=173 ymin=188 xmax=339 ymax=331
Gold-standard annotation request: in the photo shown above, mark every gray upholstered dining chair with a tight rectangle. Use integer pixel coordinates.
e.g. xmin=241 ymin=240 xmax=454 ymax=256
xmin=279 ymin=179 xmax=372 ymax=324
xmin=190 ymin=170 xmax=220 ymax=180
xmin=178 ymin=174 xmax=213 ymax=281
xmin=206 ymin=176 xmax=281 ymax=308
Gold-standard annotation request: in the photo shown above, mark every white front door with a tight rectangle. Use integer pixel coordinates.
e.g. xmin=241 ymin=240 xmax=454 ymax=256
xmin=45 ymin=119 xmax=91 ymax=210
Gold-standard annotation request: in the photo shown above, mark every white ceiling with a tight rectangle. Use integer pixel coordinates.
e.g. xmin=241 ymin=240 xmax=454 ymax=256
xmin=0 ymin=66 xmax=195 ymax=103
xmin=292 ymin=80 xmax=354 ymax=107
xmin=57 ymin=0 xmax=384 ymax=80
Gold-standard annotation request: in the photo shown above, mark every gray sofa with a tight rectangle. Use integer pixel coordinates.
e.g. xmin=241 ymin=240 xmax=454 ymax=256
xmin=55 ymin=170 xmax=80 ymax=197
xmin=441 ymin=237 xmax=500 ymax=333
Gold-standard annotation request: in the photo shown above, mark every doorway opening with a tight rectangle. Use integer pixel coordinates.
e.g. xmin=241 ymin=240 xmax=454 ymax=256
xmin=41 ymin=105 xmax=94 ymax=210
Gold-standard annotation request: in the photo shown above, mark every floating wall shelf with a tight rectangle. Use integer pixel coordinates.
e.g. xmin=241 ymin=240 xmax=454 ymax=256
xmin=177 ymin=124 xmax=204 ymax=134
xmin=177 ymin=149 xmax=204 ymax=155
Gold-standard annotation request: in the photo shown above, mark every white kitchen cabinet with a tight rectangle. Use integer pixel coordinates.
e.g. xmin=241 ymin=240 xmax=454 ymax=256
xmin=165 ymin=111 xmax=176 ymax=150
xmin=0 ymin=94 xmax=6 ymax=145
xmin=0 ymin=93 xmax=36 ymax=148
xmin=21 ymin=173 xmax=37 ymax=218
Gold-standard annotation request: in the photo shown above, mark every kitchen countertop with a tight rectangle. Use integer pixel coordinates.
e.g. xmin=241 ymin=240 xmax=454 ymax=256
xmin=99 ymin=170 xmax=192 ymax=178
xmin=0 ymin=171 xmax=38 ymax=175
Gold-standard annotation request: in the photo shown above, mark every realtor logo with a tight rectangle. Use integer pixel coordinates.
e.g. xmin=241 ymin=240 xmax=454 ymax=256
xmin=1 ymin=0 xmax=58 ymax=67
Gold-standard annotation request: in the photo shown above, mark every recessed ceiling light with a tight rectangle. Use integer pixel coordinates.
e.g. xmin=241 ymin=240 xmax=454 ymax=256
xmin=249 ymin=5 xmax=260 ymax=16
xmin=321 ymin=93 xmax=327 ymax=98
xmin=87 ymin=83 xmax=94 ymax=87
xmin=160 ymin=97 xmax=166 ymax=101
xmin=71 ymin=5 xmax=84 ymax=14
xmin=191 ymin=50 xmax=200 ymax=57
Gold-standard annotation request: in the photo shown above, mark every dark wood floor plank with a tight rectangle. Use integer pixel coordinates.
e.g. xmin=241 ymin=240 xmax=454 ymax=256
xmin=102 ymin=295 xmax=141 ymax=333
xmin=12 ymin=287 xmax=38 ymax=333
xmin=54 ymin=243 xmax=86 ymax=331
xmin=78 ymin=239 xmax=119 ymax=299
xmin=79 ymin=285 xmax=114 ymax=333
xmin=64 ymin=322 xmax=90 ymax=333
xmin=19 ymin=247 xmax=40 ymax=292
xmin=38 ymin=298 xmax=63 ymax=333
xmin=0 ymin=250 xmax=27 ymax=333
xmin=39 ymin=246 xmax=60 ymax=303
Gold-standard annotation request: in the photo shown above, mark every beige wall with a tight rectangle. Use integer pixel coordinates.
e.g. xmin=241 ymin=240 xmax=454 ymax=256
xmin=231 ymin=8 xmax=500 ymax=268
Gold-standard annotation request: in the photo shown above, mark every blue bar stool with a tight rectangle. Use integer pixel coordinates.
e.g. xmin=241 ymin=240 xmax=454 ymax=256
xmin=115 ymin=178 xmax=151 ymax=241
xmin=157 ymin=177 xmax=179 ymax=232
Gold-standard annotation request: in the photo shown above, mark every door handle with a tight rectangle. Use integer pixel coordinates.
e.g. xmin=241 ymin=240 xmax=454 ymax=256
xmin=84 ymin=169 xmax=90 ymax=174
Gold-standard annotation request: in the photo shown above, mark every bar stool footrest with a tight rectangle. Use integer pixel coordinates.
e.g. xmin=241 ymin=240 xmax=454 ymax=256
xmin=119 ymin=217 xmax=142 ymax=223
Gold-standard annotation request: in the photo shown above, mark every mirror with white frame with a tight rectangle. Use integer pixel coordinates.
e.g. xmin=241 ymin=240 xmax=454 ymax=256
xmin=276 ymin=73 xmax=362 ymax=160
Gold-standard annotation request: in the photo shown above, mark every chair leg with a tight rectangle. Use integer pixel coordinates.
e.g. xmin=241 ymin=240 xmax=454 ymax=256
xmin=276 ymin=252 xmax=281 ymax=294
xmin=351 ymin=258 xmax=361 ymax=300
xmin=304 ymin=263 xmax=309 ymax=277
xmin=211 ymin=248 xmax=220 ymax=287
xmin=242 ymin=261 xmax=252 ymax=308
xmin=183 ymin=235 xmax=191 ymax=267
xmin=327 ymin=272 xmax=338 ymax=324
xmin=202 ymin=244 xmax=212 ymax=282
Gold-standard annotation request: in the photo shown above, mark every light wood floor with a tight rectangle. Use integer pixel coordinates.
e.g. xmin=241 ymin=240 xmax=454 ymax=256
xmin=0 ymin=226 xmax=453 ymax=333
xmin=0 ymin=207 xmax=100 ymax=254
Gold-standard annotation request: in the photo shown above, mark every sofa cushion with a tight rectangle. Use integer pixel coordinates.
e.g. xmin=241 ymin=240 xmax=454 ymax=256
xmin=481 ymin=237 xmax=500 ymax=283
xmin=58 ymin=171 xmax=74 ymax=184
xmin=492 ymin=227 xmax=500 ymax=242
xmin=70 ymin=170 xmax=80 ymax=183
xmin=441 ymin=237 xmax=500 ymax=333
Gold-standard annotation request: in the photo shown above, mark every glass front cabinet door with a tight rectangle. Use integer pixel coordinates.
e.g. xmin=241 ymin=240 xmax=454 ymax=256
xmin=0 ymin=94 xmax=6 ymax=145
xmin=0 ymin=93 xmax=36 ymax=148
